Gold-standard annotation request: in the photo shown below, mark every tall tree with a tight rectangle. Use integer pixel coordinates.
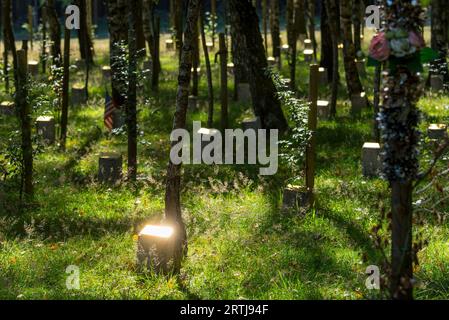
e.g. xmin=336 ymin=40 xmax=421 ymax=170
xmin=200 ymin=5 xmax=214 ymax=127
xmin=287 ymin=0 xmax=305 ymax=90
xmin=127 ymin=0 xmax=138 ymax=181
xmin=340 ymin=0 xmax=364 ymax=98
xmin=60 ymin=11 xmax=71 ymax=151
xmin=165 ymin=0 xmax=202 ymax=274
xmin=269 ymin=0 xmax=281 ymax=64
xmin=306 ymin=0 xmax=317 ymax=60
xmin=2 ymin=0 xmax=18 ymax=87
xmin=430 ymin=0 xmax=449 ymax=84
xmin=106 ymin=0 xmax=128 ymax=114
xmin=325 ymin=0 xmax=340 ymax=117
xmin=75 ymin=0 xmax=95 ymax=64
xmin=229 ymin=0 xmax=288 ymax=131
xmin=320 ymin=0 xmax=333 ymax=82
xmin=46 ymin=0 xmax=62 ymax=66
xmin=353 ymin=0 xmax=363 ymax=54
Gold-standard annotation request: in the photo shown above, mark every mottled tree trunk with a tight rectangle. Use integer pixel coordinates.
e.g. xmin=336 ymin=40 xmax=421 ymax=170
xmin=320 ymin=0 xmax=333 ymax=82
xmin=106 ymin=0 xmax=128 ymax=111
xmin=269 ymin=0 xmax=281 ymax=65
xmin=430 ymin=0 xmax=449 ymax=84
xmin=192 ymin=17 xmax=200 ymax=96
xmin=200 ymin=8 xmax=214 ymax=127
xmin=127 ymin=0 xmax=138 ymax=181
xmin=165 ymin=0 xmax=202 ymax=273
xmin=46 ymin=0 xmax=61 ymax=66
xmin=2 ymin=0 xmax=17 ymax=87
xmin=353 ymin=0 xmax=362 ymax=54
xmin=229 ymin=0 xmax=288 ymax=131
xmin=60 ymin=14 xmax=71 ymax=151
xmin=325 ymin=0 xmax=339 ymax=117
xmin=306 ymin=0 xmax=317 ymax=60
xmin=340 ymin=0 xmax=364 ymax=97
xmin=75 ymin=0 xmax=95 ymax=64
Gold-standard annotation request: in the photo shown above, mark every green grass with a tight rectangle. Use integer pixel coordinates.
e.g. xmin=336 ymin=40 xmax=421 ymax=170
xmin=0 ymin=37 xmax=448 ymax=300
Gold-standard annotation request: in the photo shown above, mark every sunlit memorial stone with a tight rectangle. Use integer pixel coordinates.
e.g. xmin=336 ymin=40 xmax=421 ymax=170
xmin=282 ymin=185 xmax=310 ymax=212
xmin=71 ymin=84 xmax=87 ymax=106
xmin=317 ymin=100 xmax=330 ymax=119
xmin=102 ymin=66 xmax=111 ymax=80
xmin=304 ymin=39 xmax=312 ymax=50
xmin=362 ymin=142 xmax=382 ymax=177
xmin=351 ymin=92 xmax=367 ymax=116
xmin=0 ymin=101 xmax=14 ymax=116
xmin=28 ymin=60 xmax=39 ymax=76
xmin=165 ymin=39 xmax=174 ymax=50
xmin=137 ymin=224 xmax=178 ymax=274
xmin=427 ymin=124 xmax=448 ymax=140
xmin=319 ymin=67 xmax=328 ymax=85
xmin=188 ymin=95 xmax=199 ymax=111
xmin=281 ymin=44 xmax=289 ymax=53
xmin=98 ymin=152 xmax=122 ymax=184
xmin=431 ymin=75 xmax=444 ymax=92
xmin=267 ymin=56 xmax=277 ymax=67
xmin=237 ymin=83 xmax=251 ymax=103
xmin=197 ymin=127 xmax=220 ymax=156
xmin=304 ymin=49 xmax=314 ymax=63
xmin=227 ymin=62 xmax=234 ymax=74
xmin=206 ymin=42 xmax=214 ymax=51
xmin=242 ymin=117 xmax=261 ymax=132
xmin=36 ymin=116 xmax=56 ymax=145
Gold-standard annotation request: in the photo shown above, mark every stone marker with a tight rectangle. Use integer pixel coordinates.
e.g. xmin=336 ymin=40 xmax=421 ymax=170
xmin=28 ymin=60 xmax=39 ymax=76
xmin=281 ymin=44 xmax=289 ymax=53
xmin=98 ymin=152 xmax=122 ymax=184
xmin=242 ymin=117 xmax=262 ymax=131
xmin=427 ymin=124 xmax=448 ymax=140
xmin=431 ymin=75 xmax=444 ymax=92
xmin=102 ymin=66 xmax=111 ymax=80
xmin=237 ymin=83 xmax=251 ymax=103
xmin=319 ymin=67 xmax=328 ymax=85
xmin=206 ymin=42 xmax=214 ymax=51
xmin=282 ymin=185 xmax=310 ymax=211
xmin=227 ymin=62 xmax=234 ymax=74
xmin=304 ymin=49 xmax=314 ymax=62
xmin=36 ymin=116 xmax=56 ymax=145
xmin=0 ymin=101 xmax=14 ymax=116
xmin=356 ymin=59 xmax=366 ymax=77
xmin=137 ymin=224 xmax=177 ymax=274
xmin=188 ymin=95 xmax=199 ymax=111
xmin=197 ymin=127 xmax=220 ymax=157
xmin=317 ymin=100 xmax=330 ymax=119
xmin=304 ymin=39 xmax=312 ymax=50
xmin=165 ymin=39 xmax=174 ymax=50
xmin=267 ymin=56 xmax=277 ymax=67
xmin=72 ymin=85 xmax=87 ymax=106
xmin=74 ymin=59 xmax=86 ymax=70
xmin=362 ymin=142 xmax=382 ymax=177
xmin=143 ymin=60 xmax=152 ymax=71
xmin=351 ymin=92 xmax=367 ymax=116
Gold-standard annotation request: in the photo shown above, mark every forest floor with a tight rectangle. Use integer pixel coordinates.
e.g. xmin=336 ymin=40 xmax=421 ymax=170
xmin=0 ymin=35 xmax=448 ymax=300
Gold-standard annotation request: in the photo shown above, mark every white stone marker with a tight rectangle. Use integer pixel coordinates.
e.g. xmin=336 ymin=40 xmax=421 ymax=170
xmin=319 ymin=67 xmax=328 ymax=85
xmin=362 ymin=142 xmax=382 ymax=177
xmin=36 ymin=116 xmax=56 ymax=145
xmin=98 ymin=152 xmax=122 ymax=184
xmin=304 ymin=49 xmax=314 ymax=63
xmin=351 ymin=92 xmax=367 ymax=116
xmin=428 ymin=124 xmax=448 ymax=140
xmin=102 ymin=66 xmax=111 ymax=80
xmin=188 ymin=95 xmax=199 ymax=111
xmin=242 ymin=117 xmax=262 ymax=131
xmin=28 ymin=60 xmax=39 ymax=76
xmin=317 ymin=100 xmax=330 ymax=119
xmin=0 ymin=101 xmax=14 ymax=116
xmin=71 ymin=85 xmax=87 ymax=106
xmin=165 ymin=39 xmax=174 ymax=50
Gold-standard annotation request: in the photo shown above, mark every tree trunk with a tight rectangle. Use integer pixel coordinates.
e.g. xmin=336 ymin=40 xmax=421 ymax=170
xmin=173 ymin=0 xmax=184 ymax=54
xmin=60 ymin=13 xmax=71 ymax=151
xmin=17 ymin=50 xmax=34 ymax=199
xmin=165 ymin=0 xmax=202 ymax=274
xmin=269 ymin=0 xmax=281 ymax=64
xmin=75 ymin=0 xmax=94 ymax=64
xmin=106 ymin=0 xmax=128 ymax=112
xmin=306 ymin=0 xmax=317 ymax=60
xmin=46 ymin=0 xmax=62 ymax=66
xmin=340 ymin=0 xmax=364 ymax=97
xmin=200 ymin=6 xmax=214 ymax=128
xmin=320 ymin=0 xmax=333 ymax=82
xmin=353 ymin=0 xmax=362 ymax=54
xmin=2 ymin=0 xmax=17 ymax=86
xmin=211 ymin=0 xmax=217 ymax=47
xmin=135 ymin=0 xmax=146 ymax=56
xmin=192 ymin=17 xmax=200 ymax=96
xmin=262 ymin=0 xmax=268 ymax=54
xmin=325 ymin=0 xmax=339 ymax=117
xmin=430 ymin=0 xmax=449 ymax=84
xmin=219 ymin=33 xmax=228 ymax=130
xmin=127 ymin=0 xmax=138 ymax=181
xmin=229 ymin=0 xmax=288 ymax=131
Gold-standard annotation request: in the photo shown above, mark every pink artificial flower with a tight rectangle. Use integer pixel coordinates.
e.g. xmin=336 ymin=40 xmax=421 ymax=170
xmin=369 ymin=32 xmax=390 ymax=61
xmin=408 ymin=31 xmax=425 ymax=49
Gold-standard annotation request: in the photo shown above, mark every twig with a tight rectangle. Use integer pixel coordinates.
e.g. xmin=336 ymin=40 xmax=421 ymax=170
xmin=414 ymin=137 xmax=449 ymax=188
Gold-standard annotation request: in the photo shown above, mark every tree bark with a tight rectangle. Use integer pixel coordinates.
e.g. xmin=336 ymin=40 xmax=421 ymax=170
xmin=306 ymin=0 xmax=317 ymax=60
xmin=219 ymin=33 xmax=228 ymax=131
xmin=60 ymin=14 xmax=71 ymax=151
xmin=200 ymin=6 xmax=214 ymax=128
xmin=164 ymin=0 xmax=202 ymax=273
xmin=106 ymin=0 xmax=128 ymax=111
xmin=320 ymin=0 xmax=333 ymax=82
xmin=127 ymin=0 xmax=138 ymax=181
xmin=340 ymin=0 xmax=364 ymax=98
xmin=325 ymin=0 xmax=339 ymax=117
xmin=430 ymin=0 xmax=449 ymax=84
xmin=75 ymin=0 xmax=95 ymax=64
xmin=269 ymin=0 xmax=281 ymax=64
xmin=2 ymin=0 xmax=18 ymax=87
xmin=229 ymin=0 xmax=288 ymax=131
xmin=352 ymin=0 xmax=362 ymax=54
xmin=46 ymin=0 xmax=62 ymax=66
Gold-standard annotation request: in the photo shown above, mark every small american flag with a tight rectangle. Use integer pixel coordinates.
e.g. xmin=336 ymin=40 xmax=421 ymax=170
xmin=104 ymin=91 xmax=115 ymax=132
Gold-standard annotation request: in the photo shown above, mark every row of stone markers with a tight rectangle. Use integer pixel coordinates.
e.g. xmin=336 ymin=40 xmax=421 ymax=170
xmin=362 ymin=123 xmax=448 ymax=178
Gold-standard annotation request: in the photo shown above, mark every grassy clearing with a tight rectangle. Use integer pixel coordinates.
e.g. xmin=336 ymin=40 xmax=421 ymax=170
xmin=0 ymin=34 xmax=448 ymax=300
